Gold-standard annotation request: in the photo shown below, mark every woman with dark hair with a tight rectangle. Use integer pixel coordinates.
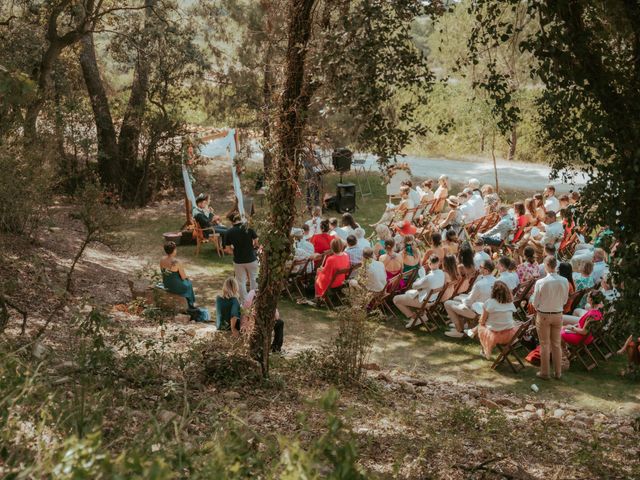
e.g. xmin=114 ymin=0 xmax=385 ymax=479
xmin=380 ymin=238 xmax=403 ymax=280
xmin=315 ymin=238 xmax=350 ymax=298
xmin=310 ymin=219 xmax=333 ymax=254
xmin=516 ymin=246 xmax=540 ymax=284
xmin=402 ymin=235 xmax=421 ymax=273
xmin=558 ymin=261 xmax=576 ymax=314
xmin=455 ymin=242 xmax=477 ymax=293
xmin=533 ymin=193 xmax=546 ymax=223
xmin=423 ymin=232 xmax=446 ymax=265
xmin=160 ymin=242 xmax=196 ymax=308
xmin=441 ymin=254 xmax=460 ymax=301
xmin=443 ymin=229 xmax=460 ymax=256
xmin=341 ymin=212 xmax=360 ymax=236
xmin=470 ymin=280 xmax=519 ymax=359
xmin=512 ymin=201 xmax=529 ymax=243
xmin=561 ymin=290 xmax=605 ymax=345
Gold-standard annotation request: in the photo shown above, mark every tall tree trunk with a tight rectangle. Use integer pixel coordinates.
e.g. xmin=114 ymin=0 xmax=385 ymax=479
xmin=78 ymin=32 xmax=121 ymax=187
xmin=507 ymin=124 xmax=517 ymax=161
xmin=251 ymin=0 xmax=316 ymax=377
xmin=118 ymin=0 xmax=155 ymax=203
xmin=491 ymin=129 xmax=499 ymax=192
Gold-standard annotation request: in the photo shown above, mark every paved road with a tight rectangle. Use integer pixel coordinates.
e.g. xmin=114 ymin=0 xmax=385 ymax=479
xmin=200 ymin=139 xmax=587 ymax=193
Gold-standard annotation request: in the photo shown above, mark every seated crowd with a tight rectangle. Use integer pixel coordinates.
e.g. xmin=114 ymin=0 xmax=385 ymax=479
xmin=160 ymin=175 xmax=634 ymax=374
xmin=286 ymin=175 xmax=631 ymax=376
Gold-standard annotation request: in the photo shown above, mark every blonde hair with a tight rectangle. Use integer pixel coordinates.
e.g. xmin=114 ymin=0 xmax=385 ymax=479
xmin=222 ymin=277 xmax=239 ymax=299
xmin=438 ymin=174 xmax=450 ymax=189
xmin=375 ymin=224 xmax=392 ymax=241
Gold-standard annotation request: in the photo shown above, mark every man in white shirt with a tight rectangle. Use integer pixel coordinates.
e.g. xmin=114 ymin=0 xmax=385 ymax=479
xmin=329 ymin=217 xmax=348 ymax=241
xmin=404 ymin=180 xmax=422 ymax=207
xmin=394 ymin=255 xmax=445 ymax=327
xmin=481 ymin=206 xmax=514 ymax=246
xmin=543 ymin=185 xmax=560 ymax=213
xmin=496 ymin=256 xmax=519 ymax=291
xmin=354 ymin=227 xmax=371 ymax=249
xmin=345 ymin=235 xmax=364 ymax=270
xmin=591 ymin=248 xmax=609 ymax=284
xmin=416 ymin=179 xmax=434 ymax=201
xmin=305 ymin=206 xmax=323 ymax=238
xmin=444 ymin=259 xmax=496 ymax=338
xmin=361 ymin=248 xmax=386 ymax=293
xmin=530 ymin=256 xmax=569 ymax=380
xmin=520 ymin=211 xmax=563 ymax=261
xmin=292 ymin=228 xmax=315 ymax=273
xmin=473 ymin=239 xmax=491 ymax=269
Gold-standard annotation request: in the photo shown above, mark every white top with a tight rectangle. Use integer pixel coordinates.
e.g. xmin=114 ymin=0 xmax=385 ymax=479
xmin=406 ymin=268 xmax=445 ymax=302
xmin=483 ymin=298 xmax=518 ymax=331
xmin=592 ymin=261 xmax=609 ymax=284
xmin=357 ymin=237 xmax=371 ymax=249
xmin=531 ymin=273 xmax=569 ymax=313
xmin=541 ymin=221 xmax=564 ymax=248
xmin=409 ymin=188 xmax=421 ymax=207
xmin=544 ymin=196 xmax=560 ymax=213
xmin=473 ymin=250 xmax=491 ymax=269
xmin=416 ymin=186 xmax=434 ymax=201
xmin=434 ymin=185 xmax=447 ymax=199
xmin=498 ymin=271 xmax=520 ymax=291
xmin=463 ymin=274 xmax=496 ymax=308
xmin=305 ymin=217 xmax=322 ymax=237
xmin=365 ymin=260 xmax=387 ymax=293
xmin=330 ymin=227 xmax=348 ymax=241
xmin=295 ymin=238 xmax=315 ymax=257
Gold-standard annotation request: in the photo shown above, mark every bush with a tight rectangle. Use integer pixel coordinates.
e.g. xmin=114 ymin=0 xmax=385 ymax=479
xmin=0 ymin=145 xmax=53 ymax=235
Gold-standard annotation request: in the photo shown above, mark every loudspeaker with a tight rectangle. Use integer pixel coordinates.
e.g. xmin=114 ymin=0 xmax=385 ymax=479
xmin=336 ymin=183 xmax=356 ymax=213
xmin=332 ymin=148 xmax=353 ymax=173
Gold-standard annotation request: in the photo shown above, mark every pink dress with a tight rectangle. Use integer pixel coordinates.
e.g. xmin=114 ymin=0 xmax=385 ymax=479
xmin=561 ymin=309 xmax=602 ymax=345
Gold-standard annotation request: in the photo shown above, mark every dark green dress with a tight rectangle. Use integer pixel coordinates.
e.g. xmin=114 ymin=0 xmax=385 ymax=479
xmin=161 ymin=268 xmax=196 ymax=308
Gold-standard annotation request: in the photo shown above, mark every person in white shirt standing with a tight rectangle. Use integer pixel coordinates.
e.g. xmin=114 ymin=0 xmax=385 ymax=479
xmin=305 ymin=206 xmax=323 ymax=238
xmin=444 ymin=259 xmax=496 ymax=338
xmin=530 ymin=256 xmax=569 ymax=380
xmin=543 ymin=185 xmax=560 ymax=213
xmin=394 ymin=254 xmax=445 ymax=327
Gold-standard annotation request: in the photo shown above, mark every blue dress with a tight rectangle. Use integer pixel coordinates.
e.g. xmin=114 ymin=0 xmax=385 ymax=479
xmin=216 ymin=296 xmax=241 ymax=331
xmin=161 ymin=268 xmax=196 ymax=308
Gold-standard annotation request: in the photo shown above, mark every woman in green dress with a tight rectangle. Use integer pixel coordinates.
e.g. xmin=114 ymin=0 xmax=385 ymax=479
xmin=160 ymin=242 xmax=196 ymax=308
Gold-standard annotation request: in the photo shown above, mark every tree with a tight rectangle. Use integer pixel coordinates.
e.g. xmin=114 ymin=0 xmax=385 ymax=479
xmin=468 ymin=0 xmax=640 ymax=334
xmin=250 ymin=0 xmax=445 ymax=376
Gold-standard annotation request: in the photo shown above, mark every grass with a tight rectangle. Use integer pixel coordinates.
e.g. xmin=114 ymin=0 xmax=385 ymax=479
xmin=119 ymin=167 xmax=639 ymax=415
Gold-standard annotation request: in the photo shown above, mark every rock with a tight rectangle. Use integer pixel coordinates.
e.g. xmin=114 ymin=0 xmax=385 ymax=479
xmin=250 ymin=413 xmax=265 ymax=424
xmin=521 ymin=411 xmax=535 ymax=421
xmin=524 ymin=404 xmax=536 ymax=412
xmin=223 ymin=391 xmax=241 ymax=400
xmin=174 ymin=314 xmax=191 ymax=323
xmin=363 ymin=363 xmax=381 ymax=371
xmin=158 ymin=410 xmax=179 ymax=423
xmin=536 ymin=409 xmax=545 ymax=419
xmin=479 ymin=398 xmax=501 ymax=410
xmin=553 ymin=409 xmax=566 ymax=419
xmin=32 ymin=341 xmax=47 ymax=360
xmin=400 ymin=381 xmax=416 ymax=394
xmin=494 ymin=397 xmax=520 ymax=408
xmin=575 ymin=414 xmax=594 ymax=426
xmin=565 ymin=414 xmax=575 ymax=422
xmin=619 ymin=426 xmax=634 ymax=435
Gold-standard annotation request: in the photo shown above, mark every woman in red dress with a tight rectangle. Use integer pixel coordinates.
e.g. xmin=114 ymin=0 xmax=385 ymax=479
xmin=315 ymin=238 xmax=350 ymax=298
xmin=512 ymin=201 xmax=529 ymax=243
xmin=310 ymin=219 xmax=333 ymax=267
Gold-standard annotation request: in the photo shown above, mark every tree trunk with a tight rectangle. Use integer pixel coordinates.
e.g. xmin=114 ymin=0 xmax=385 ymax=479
xmin=491 ymin=129 xmax=499 ymax=192
xmin=118 ymin=0 xmax=156 ymax=203
xmin=251 ymin=0 xmax=316 ymax=377
xmin=261 ymin=48 xmax=274 ymax=175
xmin=507 ymin=124 xmax=517 ymax=161
xmin=79 ymin=32 xmax=121 ymax=187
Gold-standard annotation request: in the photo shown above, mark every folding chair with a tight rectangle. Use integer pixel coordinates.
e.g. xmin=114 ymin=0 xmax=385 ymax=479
xmin=285 ymin=258 xmax=312 ymax=300
xmin=319 ymin=267 xmax=351 ymax=309
xmin=367 ymin=288 xmax=395 ymax=319
xmin=192 ymin=222 xmax=223 ymax=257
xmin=567 ymin=334 xmax=599 ymax=371
xmin=586 ymin=319 xmax=614 ymax=361
xmin=512 ymin=278 xmax=536 ymax=321
xmin=564 ymin=288 xmax=591 ymax=315
xmin=405 ymin=285 xmax=446 ymax=331
xmin=491 ymin=317 xmax=533 ymax=373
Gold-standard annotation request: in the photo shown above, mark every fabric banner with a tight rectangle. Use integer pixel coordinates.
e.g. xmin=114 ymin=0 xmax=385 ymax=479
xmin=182 ymin=163 xmax=196 ymax=207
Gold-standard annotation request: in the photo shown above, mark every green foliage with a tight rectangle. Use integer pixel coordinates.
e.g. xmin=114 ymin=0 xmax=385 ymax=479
xmin=0 ymin=145 xmax=53 ymax=234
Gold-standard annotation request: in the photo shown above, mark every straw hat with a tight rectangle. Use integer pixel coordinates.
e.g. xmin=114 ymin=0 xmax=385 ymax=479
xmin=467 ymin=178 xmax=480 ymax=189
xmin=446 ymin=195 xmax=460 ymax=207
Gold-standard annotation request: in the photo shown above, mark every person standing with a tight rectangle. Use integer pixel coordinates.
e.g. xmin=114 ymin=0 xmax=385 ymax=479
xmin=530 ymin=256 xmax=569 ymax=380
xmin=223 ymin=213 xmax=259 ymax=301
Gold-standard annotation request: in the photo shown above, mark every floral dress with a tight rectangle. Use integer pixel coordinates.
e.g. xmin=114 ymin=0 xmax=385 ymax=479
xmin=516 ymin=261 xmax=540 ymax=284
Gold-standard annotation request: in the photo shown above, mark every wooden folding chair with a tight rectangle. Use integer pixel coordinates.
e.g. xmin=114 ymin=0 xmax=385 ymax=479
xmin=491 ymin=317 xmax=533 ymax=373
xmin=367 ymin=288 xmax=395 ymax=319
xmin=567 ymin=334 xmax=599 ymax=371
xmin=585 ymin=319 xmax=614 ymax=361
xmin=319 ymin=267 xmax=351 ymax=309
xmin=285 ymin=258 xmax=312 ymax=301
xmin=405 ymin=285 xmax=446 ymax=331
xmin=512 ymin=278 xmax=536 ymax=321
xmin=564 ymin=288 xmax=591 ymax=315
xmin=192 ymin=222 xmax=223 ymax=257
